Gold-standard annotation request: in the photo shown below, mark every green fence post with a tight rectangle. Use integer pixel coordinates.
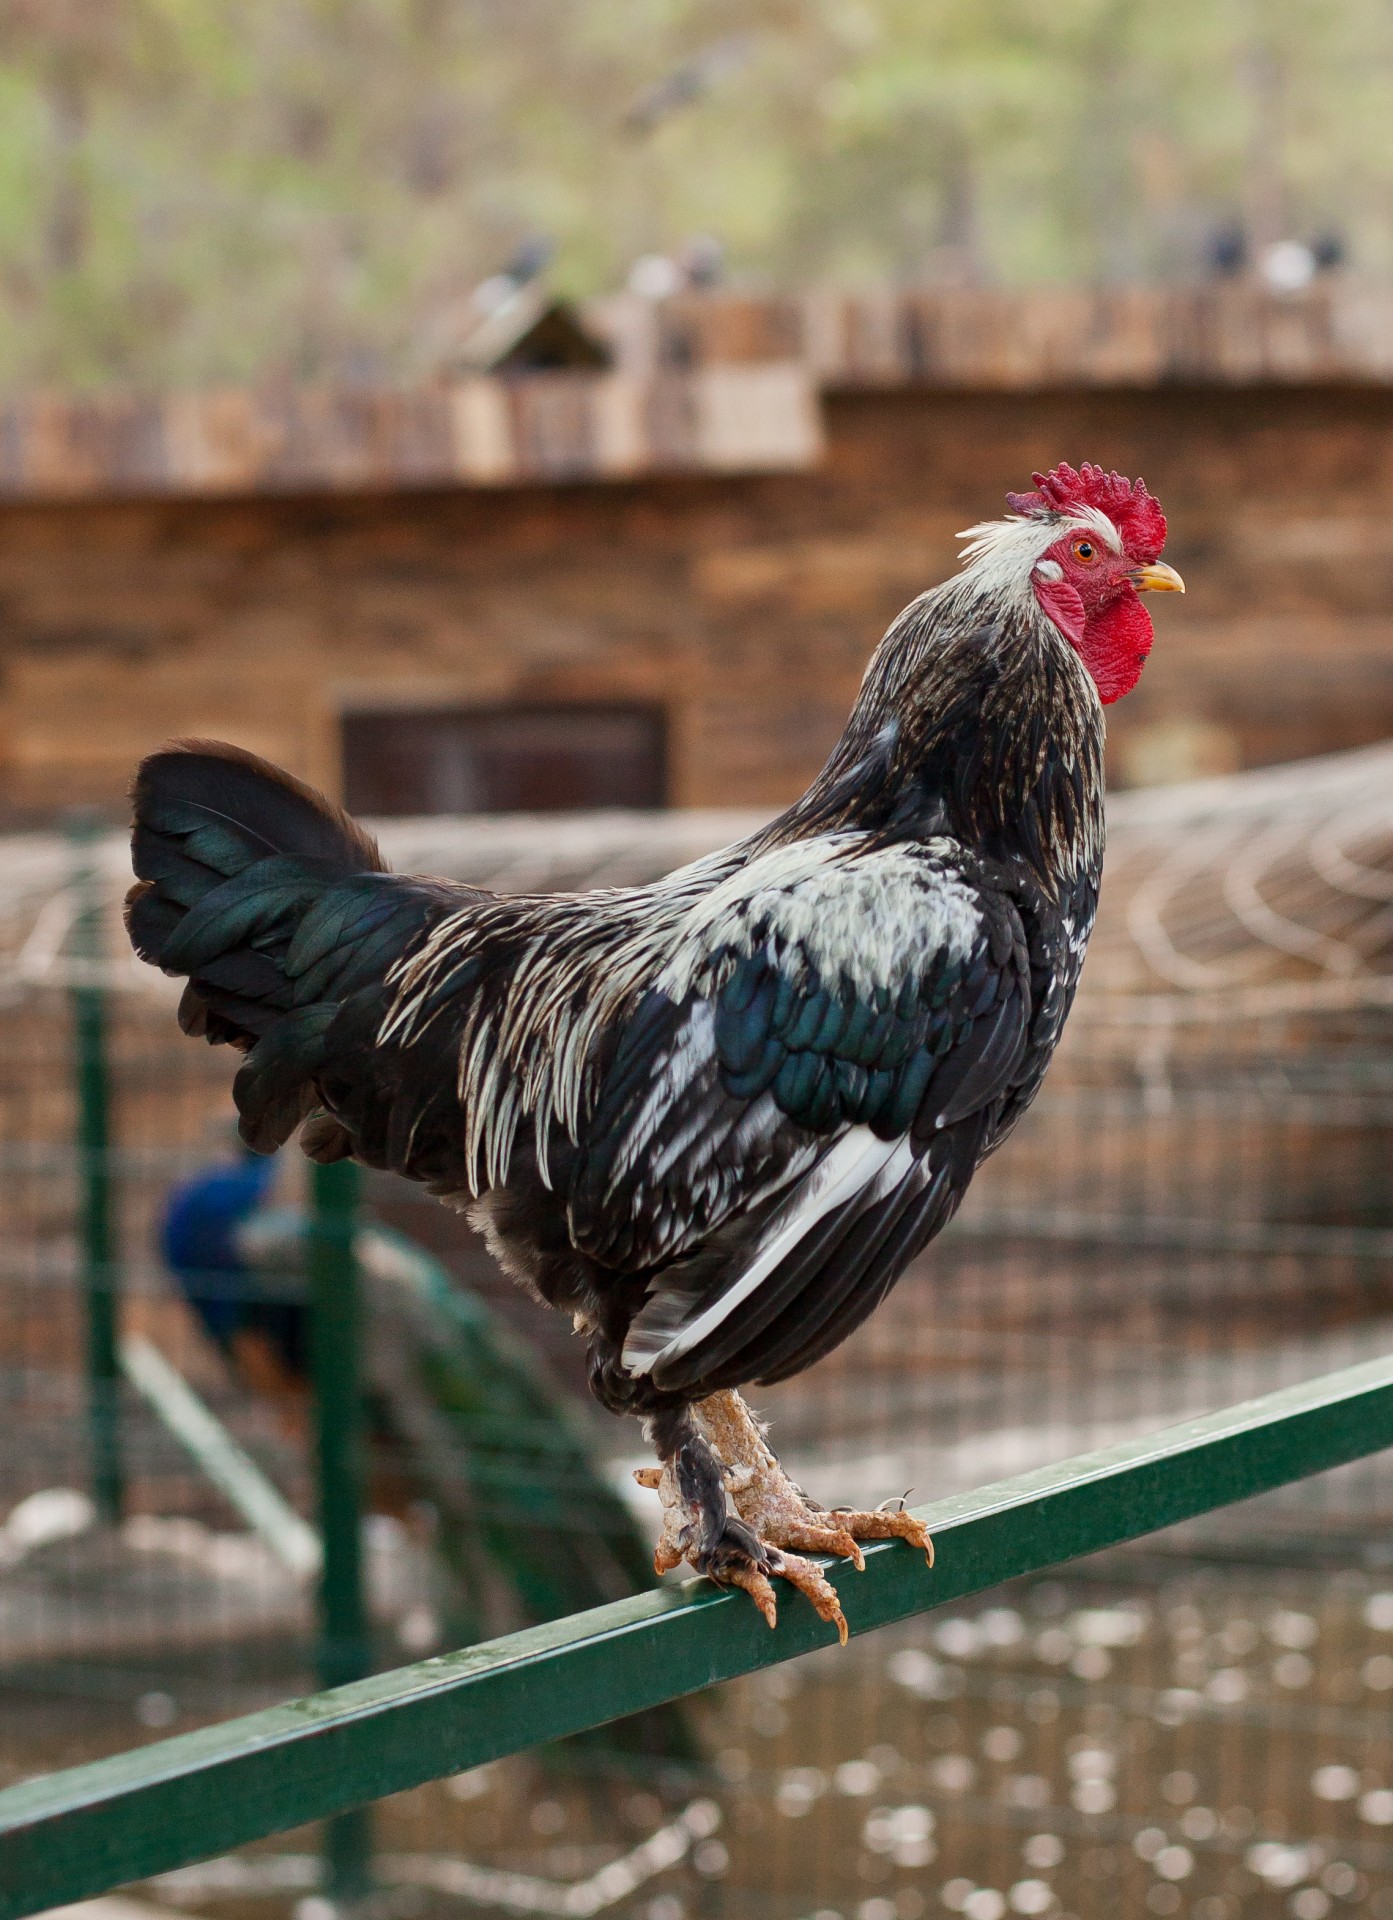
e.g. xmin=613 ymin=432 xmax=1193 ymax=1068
xmin=309 ymin=1156 xmax=373 ymax=1905
xmin=67 ymin=812 xmax=121 ymax=1526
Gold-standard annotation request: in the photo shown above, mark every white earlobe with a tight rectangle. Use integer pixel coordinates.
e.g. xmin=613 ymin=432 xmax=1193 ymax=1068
xmin=1034 ymin=559 xmax=1064 ymax=583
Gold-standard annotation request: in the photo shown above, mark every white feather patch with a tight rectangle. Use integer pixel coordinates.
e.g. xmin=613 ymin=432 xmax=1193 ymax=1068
xmin=622 ymin=1125 xmax=916 ymax=1376
xmin=660 ymin=839 xmax=982 ymax=1003
xmin=952 ymin=505 xmax=1123 ymax=612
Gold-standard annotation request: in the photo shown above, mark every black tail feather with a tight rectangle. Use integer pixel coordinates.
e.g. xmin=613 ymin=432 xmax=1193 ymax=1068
xmin=133 ymin=740 xmax=382 ymax=880
xmin=126 ymin=741 xmax=422 ymax=1154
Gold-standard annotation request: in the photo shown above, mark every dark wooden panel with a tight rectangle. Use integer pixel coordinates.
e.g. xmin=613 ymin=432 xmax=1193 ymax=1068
xmin=342 ymin=704 xmax=667 ymax=816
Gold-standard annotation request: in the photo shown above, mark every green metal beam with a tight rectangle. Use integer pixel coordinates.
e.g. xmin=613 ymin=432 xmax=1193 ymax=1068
xmin=4 ymin=1351 xmax=1393 ymax=1916
xmin=67 ymin=814 xmax=121 ymax=1525
xmin=310 ymin=1159 xmax=370 ymax=1691
xmin=308 ymin=1157 xmax=373 ymax=1904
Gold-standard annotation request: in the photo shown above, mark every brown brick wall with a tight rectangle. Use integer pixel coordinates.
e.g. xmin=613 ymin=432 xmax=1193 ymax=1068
xmin=2 ymin=382 xmax=1392 ymax=823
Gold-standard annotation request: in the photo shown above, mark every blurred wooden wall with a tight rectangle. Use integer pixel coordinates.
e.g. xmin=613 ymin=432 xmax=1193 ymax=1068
xmin=1 ymin=286 xmax=1391 ymax=822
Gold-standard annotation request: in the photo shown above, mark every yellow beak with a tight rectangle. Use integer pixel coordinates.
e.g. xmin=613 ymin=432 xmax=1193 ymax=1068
xmin=1129 ymin=561 xmax=1185 ymax=593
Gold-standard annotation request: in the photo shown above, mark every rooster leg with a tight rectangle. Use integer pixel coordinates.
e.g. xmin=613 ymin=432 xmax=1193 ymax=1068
xmin=640 ymin=1407 xmax=850 ymax=1643
xmin=695 ymin=1388 xmax=935 ymax=1571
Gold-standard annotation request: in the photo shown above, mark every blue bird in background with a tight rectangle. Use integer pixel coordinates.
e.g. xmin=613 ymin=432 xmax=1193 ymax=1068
xmin=160 ymin=1147 xmax=308 ymax=1398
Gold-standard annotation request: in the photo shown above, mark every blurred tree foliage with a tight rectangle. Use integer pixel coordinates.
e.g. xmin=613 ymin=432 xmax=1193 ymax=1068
xmin=0 ymin=0 xmax=1389 ymax=388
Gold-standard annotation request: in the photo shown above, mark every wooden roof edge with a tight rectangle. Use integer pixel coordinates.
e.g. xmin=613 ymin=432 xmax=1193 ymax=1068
xmin=3 ymin=280 xmax=1392 ymax=503
xmin=592 ymin=280 xmax=1393 ymax=390
xmin=0 ymin=363 xmax=822 ymax=504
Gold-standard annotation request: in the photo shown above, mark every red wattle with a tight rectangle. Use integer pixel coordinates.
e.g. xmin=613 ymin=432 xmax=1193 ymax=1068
xmin=1078 ymin=586 xmax=1154 ymax=704
xmin=1034 ymin=577 xmax=1154 ymax=703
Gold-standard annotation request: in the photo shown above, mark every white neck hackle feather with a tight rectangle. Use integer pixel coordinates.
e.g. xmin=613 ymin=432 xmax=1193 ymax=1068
xmin=949 ymin=505 xmax=1123 ymax=617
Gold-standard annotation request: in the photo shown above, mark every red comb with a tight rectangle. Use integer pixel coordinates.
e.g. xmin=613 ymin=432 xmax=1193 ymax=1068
xmin=1005 ymin=461 xmax=1167 ymax=563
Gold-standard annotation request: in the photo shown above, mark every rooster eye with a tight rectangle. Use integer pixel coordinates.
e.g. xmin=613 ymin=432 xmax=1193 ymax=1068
xmin=1072 ymin=538 xmax=1097 ymax=563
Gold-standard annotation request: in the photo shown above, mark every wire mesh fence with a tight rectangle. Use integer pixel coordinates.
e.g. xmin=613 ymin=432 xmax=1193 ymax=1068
xmin=4 ymin=750 xmax=1393 ymax=1920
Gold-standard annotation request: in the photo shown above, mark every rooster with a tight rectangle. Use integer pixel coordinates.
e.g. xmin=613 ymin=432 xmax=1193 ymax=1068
xmin=127 ymin=462 xmax=1182 ymax=1641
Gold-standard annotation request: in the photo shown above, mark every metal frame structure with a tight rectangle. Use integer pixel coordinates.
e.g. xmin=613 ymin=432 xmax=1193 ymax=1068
xmin=308 ymin=1156 xmax=374 ymax=1903
xmin=4 ymin=1351 xmax=1393 ymax=1917
xmin=68 ymin=814 xmax=122 ymax=1527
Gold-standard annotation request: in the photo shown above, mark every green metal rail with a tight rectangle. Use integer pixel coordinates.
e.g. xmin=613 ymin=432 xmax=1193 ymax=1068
xmin=67 ymin=815 xmax=121 ymax=1525
xmin=4 ymin=1350 xmax=1393 ymax=1916
xmin=308 ymin=1157 xmax=374 ymax=1904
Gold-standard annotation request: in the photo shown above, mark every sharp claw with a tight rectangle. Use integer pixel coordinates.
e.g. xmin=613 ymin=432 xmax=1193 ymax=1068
xmin=725 ymin=1563 xmax=779 ymax=1630
xmin=825 ymin=1527 xmax=865 ymax=1571
xmin=891 ymin=1515 xmax=934 ymax=1566
xmin=828 ymin=1508 xmax=934 ymax=1566
xmin=770 ymin=1550 xmax=850 ymax=1646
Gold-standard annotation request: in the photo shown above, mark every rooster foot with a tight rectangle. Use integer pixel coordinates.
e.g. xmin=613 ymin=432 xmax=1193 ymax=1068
xmin=685 ymin=1511 xmax=848 ymax=1643
xmin=640 ymin=1468 xmax=850 ymax=1643
xmin=701 ymin=1387 xmax=934 ymax=1570
xmin=635 ymin=1390 xmax=932 ymax=1644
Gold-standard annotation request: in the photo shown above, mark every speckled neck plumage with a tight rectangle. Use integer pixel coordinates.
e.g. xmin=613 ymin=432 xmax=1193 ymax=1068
xmin=767 ymin=571 xmax=1106 ymax=897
